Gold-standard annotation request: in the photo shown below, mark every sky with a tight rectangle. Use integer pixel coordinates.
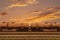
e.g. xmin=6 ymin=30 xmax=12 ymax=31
xmin=0 ymin=0 xmax=60 ymax=24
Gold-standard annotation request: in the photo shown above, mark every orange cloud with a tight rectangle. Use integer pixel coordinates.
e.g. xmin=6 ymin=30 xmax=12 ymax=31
xmin=26 ymin=0 xmax=37 ymax=4
xmin=24 ymin=7 xmax=60 ymax=24
xmin=9 ymin=7 xmax=60 ymax=24
xmin=7 ymin=3 xmax=28 ymax=8
xmin=6 ymin=0 xmax=38 ymax=9
xmin=24 ymin=13 xmax=58 ymax=24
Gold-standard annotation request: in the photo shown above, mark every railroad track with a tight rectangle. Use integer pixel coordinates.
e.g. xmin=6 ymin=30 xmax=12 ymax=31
xmin=0 ymin=35 xmax=60 ymax=40
xmin=0 ymin=32 xmax=60 ymax=40
xmin=0 ymin=32 xmax=60 ymax=35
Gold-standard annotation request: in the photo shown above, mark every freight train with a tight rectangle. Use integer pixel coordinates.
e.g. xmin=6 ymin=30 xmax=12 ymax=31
xmin=0 ymin=22 xmax=60 ymax=32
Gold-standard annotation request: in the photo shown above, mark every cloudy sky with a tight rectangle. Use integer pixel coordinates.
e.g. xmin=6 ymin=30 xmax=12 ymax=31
xmin=0 ymin=0 xmax=60 ymax=23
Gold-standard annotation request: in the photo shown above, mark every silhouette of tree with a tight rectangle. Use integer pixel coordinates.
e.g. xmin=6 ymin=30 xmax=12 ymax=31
xmin=45 ymin=22 xmax=48 ymax=24
xmin=2 ymin=22 xmax=6 ymax=24
xmin=11 ymin=22 xmax=15 ymax=24
xmin=54 ymin=22 xmax=56 ymax=24
xmin=0 ymin=12 xmax=7 ymax=16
